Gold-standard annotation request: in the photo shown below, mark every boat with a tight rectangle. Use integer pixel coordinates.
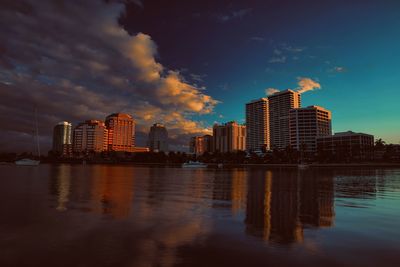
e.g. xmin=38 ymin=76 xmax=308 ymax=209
xmin=298 ymin=163 xmax=309 ymax=169
xmin=15 ymin=108 xmax=41 ymax=166
xmin=15 ymin=158 xmax=40 ymax=166
xmin=182 ymin=161 xmax=207 ymax=168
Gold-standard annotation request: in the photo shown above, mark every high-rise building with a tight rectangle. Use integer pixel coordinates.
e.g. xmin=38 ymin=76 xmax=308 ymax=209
xmin=213 ymin=121 xmax=246 ymax=153
xmin=289 ymin=106 xmax=332 ymax=154
xmin=52 ymin=121 xmax=72 ymax=156
xmin=73 ymin=120 xmax=108 ymax=153
xmin=189 ymin=134 xmax=213 ymax=155
xmin=246 ymin=98 xmax=270 ymax=152
xmin=268 ymin=89 xmax=301 ymax=150
xmin=148 ymin=123 xmax=169 ymax=152
xmin=105 ymin=113 xmax=135 ymax=152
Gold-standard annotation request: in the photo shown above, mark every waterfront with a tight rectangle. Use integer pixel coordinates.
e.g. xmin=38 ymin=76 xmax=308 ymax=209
xmin=1 ymin=165 xmax=400 ymax=267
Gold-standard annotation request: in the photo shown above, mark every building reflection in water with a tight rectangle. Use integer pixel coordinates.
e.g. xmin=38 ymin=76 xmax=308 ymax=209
xmin=90 ymin=166 xmax=134 ymax=219
xmin=212 ymin=169 xmax=247 ymax=215
xmin=49 ymin=164 xmax=71 ymax=211
xmin=245 ymin=169 xmax=335 ymax=245
xmin=50 ymin=165 xmax=135 ymax=219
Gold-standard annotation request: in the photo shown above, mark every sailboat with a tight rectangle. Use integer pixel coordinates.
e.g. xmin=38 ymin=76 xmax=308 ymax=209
xmin=297 ymin=143 xmax=309 ymax=170
xmin=15 ymin=109 xmax=41 ymax=166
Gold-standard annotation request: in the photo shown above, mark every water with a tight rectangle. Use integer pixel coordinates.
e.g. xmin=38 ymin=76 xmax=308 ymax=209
xmin=1 ymin=165 xmax=400 ymax=267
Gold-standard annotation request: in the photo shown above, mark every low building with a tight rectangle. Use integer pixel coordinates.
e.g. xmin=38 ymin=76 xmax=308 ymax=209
xmin=213 ymin=121 xmax=246 ymax=153
xmin=132 ymin=146 xmax=150 ymax=153
xmin=316 ymin=131 xmax=374 ymax=161
xmin=73 ymin=120 xmax=108 ymax=153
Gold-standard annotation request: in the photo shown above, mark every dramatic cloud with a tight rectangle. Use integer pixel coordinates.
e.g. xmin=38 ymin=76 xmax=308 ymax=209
xmin=264 ymin=77 xmax=321 ymax=96
xmin=0 ymin=0 xmax=218 ymax=152
xmin=296 ymin=77 xmax=321 ymax=94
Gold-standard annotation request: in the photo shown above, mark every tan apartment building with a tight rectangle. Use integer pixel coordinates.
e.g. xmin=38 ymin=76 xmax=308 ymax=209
xmin=189 ymin=134 xmax=213 ymax=155
xmin=213 ymin=121 xmax=246 ymax=153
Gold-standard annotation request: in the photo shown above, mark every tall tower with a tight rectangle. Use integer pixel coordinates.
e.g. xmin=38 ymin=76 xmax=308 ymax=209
xmin=289 ymin=106 xmax=332 ymax=154
xmin=246 ymin=98 xmax=270 ymax=151
xmin=268 ymin=89 xmax=301 ymax=150
xmin=105 ymin=113 xmax=135 ymax=152
xmin=213 ymin=121 xmax=246 ymax=153
xmin=147 ymin=123 xmax=169 ymax=152
xmin=52 ymin=121 xmax=72 ymax=155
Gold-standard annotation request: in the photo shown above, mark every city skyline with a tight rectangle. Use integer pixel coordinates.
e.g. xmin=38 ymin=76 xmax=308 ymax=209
xmin=1 ymin=0 xmax=400 ymax=153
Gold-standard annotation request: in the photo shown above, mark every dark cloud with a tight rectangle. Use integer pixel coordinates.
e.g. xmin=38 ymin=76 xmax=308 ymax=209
xmin=0 ymin=0 xmax=217 ymax=152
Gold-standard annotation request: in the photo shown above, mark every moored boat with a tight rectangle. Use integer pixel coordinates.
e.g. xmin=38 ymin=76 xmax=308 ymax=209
xmin=15 ymin=158 xmax=40 ymax=166
xmin=182 ymin=161 xmax=207 ymax=168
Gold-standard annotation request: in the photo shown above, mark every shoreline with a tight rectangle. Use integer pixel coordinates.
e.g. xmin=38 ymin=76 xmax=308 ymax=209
xmin=3 ymin=161 xmax=400 ymax=168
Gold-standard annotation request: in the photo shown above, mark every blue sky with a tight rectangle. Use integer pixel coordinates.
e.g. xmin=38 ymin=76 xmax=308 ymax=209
xmin=122 ymin=0 xmax=400 ymax=142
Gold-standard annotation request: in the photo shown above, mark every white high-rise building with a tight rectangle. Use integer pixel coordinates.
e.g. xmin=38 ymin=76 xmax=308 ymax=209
xmin=73 ymin=120 xmax=108 ymax=153
xmin=268 ymin=89 xmax=301 ymax=150
xmin=52 ymin=121 xmax=72 ymax=156
xmin=246 ymin=98 xmax=270 ymax=151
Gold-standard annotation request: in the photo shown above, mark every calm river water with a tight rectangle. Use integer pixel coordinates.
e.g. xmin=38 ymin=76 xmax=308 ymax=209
xmin=1 ymin=165 xmax=400 ymax=267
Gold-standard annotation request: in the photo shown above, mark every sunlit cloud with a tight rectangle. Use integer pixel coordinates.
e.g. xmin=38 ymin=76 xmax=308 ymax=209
xmin=296 ymin=77 xmax=321 ymax=94
xmin=266 ymin=88 xmax=280 ymax=96
xmin=265 ymin=77 xmax=321 ymax=96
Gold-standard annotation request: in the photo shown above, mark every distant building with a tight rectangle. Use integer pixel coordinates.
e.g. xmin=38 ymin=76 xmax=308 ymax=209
xmin=132 ymin=147 xmax=150 ymax=153
xmin=189 ymin=134 xmax=213 ymax=155
xmin=213 ymin=121 xmax=246 ymax=153
xmin=52 ymin=121 xmax=72 ymax=156
xmin=246 ymin=98 xmax=270 ymax=152
xmin=268 ymin=89 xmax=301 ymax=150
xmin=316 ymin=131 xmax=374 ymax=161
xmin=105 ymin=113 xmax=135 ymax=152
xmin=147 ymin=123 xmax=169 ymax=152
xmin=73 ymin=120 xmax=108 ymax=153
xmin=289 ymin=106 xmax=332 ymax=154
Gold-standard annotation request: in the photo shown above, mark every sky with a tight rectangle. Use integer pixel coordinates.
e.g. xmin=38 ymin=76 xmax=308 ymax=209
xmin=1 ymin=0 xmax=400 ymax=152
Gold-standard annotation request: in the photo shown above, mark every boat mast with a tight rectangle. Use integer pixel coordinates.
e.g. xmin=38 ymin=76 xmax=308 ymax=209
xmin=34 ymin=108 xmax=41 ymax=157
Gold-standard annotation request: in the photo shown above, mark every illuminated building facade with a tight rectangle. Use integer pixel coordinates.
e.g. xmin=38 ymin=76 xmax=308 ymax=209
xmin=52 ymin=121 xmax=72 ymax=156
xmin=213 ymin=121 xmax=246 ymax=153
xmin=72 ymin=120 xmax=108 ymax=153
xmin=105 ymin=113 xmax=135 ymax=152
xmin=268 ymin=89 xmax=301 ymax=150
xmin=189 ymin=134 xmax=213 ymax=155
